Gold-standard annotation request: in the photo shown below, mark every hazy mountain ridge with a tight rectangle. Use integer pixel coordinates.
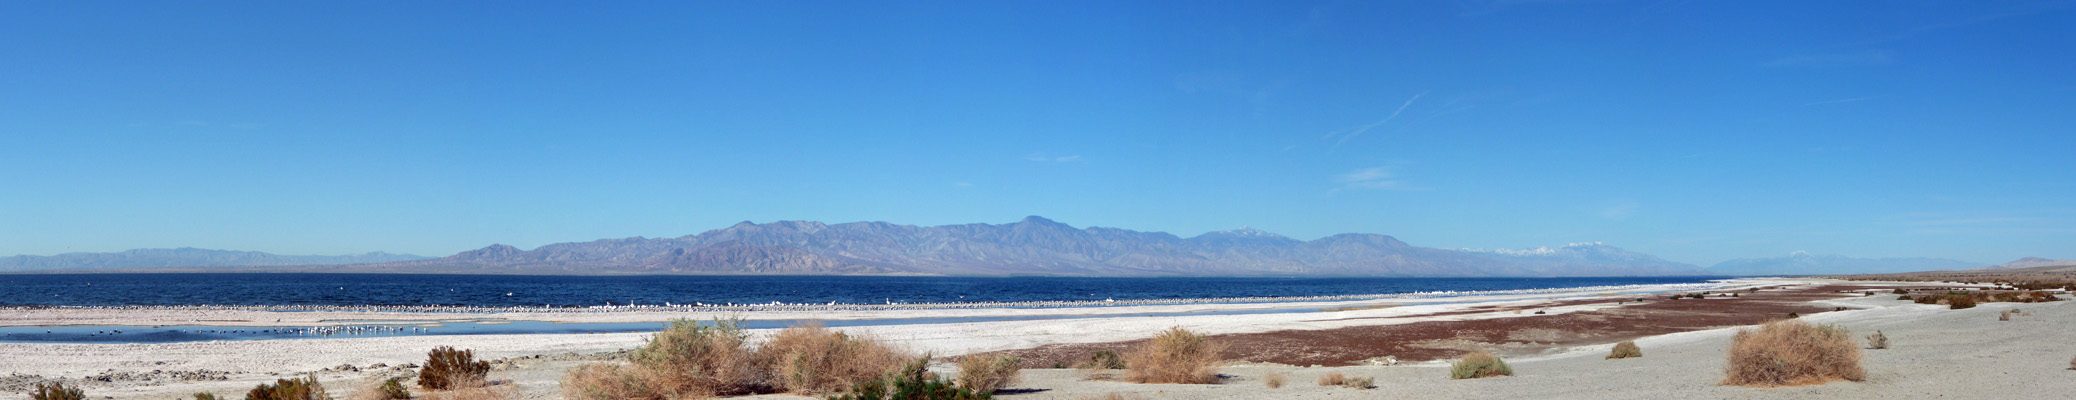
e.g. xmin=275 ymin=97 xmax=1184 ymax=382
xmin=369 ymin=216 xmax=1703 ymax=276
xmin=0 ymin=248 xmax=430 ymax=271
xmin=1707 ymin=252 xmax=1980 ymax=276
xmin=1975 ymin=257 xmax=2076 ymax=270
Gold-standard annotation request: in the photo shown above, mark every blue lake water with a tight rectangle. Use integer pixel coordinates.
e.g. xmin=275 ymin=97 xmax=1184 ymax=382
xmin=0 ymin=273 xmax=1728 ymax=308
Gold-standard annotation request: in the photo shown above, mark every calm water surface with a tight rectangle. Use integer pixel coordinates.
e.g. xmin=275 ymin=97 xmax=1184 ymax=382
xmin=0 ymin=273 xmax=1727 ymax=307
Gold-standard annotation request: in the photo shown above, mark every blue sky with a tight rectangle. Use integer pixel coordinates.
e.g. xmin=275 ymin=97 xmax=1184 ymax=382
xmin=3 ymin=1 xmax=2071 ymax=266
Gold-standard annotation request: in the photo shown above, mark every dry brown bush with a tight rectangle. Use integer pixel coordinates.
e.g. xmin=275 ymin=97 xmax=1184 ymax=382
xmin=1866 ymin=331 xmax=1888 ymax=349
xmin=1341 ymin=376 xmax=1375 ymax=389
xmin=754 ymin=323 xmax=910 ymax=394
xmin=1263 ymin=372 xmax=1285 ymax=388
xmin=1079 ymin=393 xmax=1148 ymax=400
xmin=1072 ymin=350 xmax=1126 ymax=380
xmin=347 ymin=377 xmax=409 ymax=400
xmin=1316 ymin=372 xmax=1344 ymax=386
xmin=954 ymin=353 xmax=1023 ymax=394
xmin=420 ymin=346 xmax=491 ymax=391
xmin=420 ymin=377 xmax=517 ymax=400
xmin=561 ymin=318 xmax=762 ymax=400
xmin=1607 ymin=340 xmax=1643 ymax=359
xmin=561 ymin=363 xmax=659 ymax=400
xmin=1721 ymin=319 xmax=1864 ymax=387
xmin=1122 ymin=326 xmax=1226 ymax=384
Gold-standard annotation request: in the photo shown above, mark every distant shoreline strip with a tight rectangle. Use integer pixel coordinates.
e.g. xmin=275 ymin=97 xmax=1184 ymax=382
xmin=0 ymin=281 xmax=1734 ymax=313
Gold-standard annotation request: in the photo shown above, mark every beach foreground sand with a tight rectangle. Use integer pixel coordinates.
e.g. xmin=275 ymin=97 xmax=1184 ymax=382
xmin=4 ymin=278 xmax=2071 ymax=399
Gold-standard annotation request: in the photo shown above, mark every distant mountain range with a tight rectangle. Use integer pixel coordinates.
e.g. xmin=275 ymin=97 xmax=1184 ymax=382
xmin=1974 ymin=257 xmax=2076 ymax=270
xmin=341 ymin=216 xmax=1703 ymax=276
xmin=1707 ymin=252 xmax=1979 ymax=276
xmin=0 ymin=248 xmax=429 ymax=271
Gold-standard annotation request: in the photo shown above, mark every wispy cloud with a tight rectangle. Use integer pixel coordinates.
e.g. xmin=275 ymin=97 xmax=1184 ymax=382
xmin=1599 ymin=199 xmax=1639 ymax=220
xmin=1763 ymin=51 xmax=1892 ymax=68
xmin=1331 ymin=90 xmax=1430 ymax=147
xmin=1332 ymin=166 xmax=1413 ymax=191
xmin=1801 ymin=96 xmax=1880 ymax=107
xmin=1023 ymin=153 xmax=1083 ymax=163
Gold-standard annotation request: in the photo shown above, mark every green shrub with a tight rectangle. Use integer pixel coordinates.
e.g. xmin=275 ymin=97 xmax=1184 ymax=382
xmin=1449 ymin=352 xmax=1512 ymax=379
xmin=377 ymin=377 xmax=410 ymax=399
xmin=1607 ymin=341 xmax=1643 ymax=359
xmin=248 ymin=374 xmax=331 ymax=400
xmin=421 ymin=346 xmax=492 ymax=390
xmin=827 ymin=356 xmax=990 ymax=400
xmin=29 ymin=382 xmax=84 ymax=400
xmin=194 ymin=393 xmax=218 ymax=400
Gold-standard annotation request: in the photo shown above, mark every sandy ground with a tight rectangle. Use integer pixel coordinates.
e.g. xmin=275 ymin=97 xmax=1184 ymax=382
xmin=6 ymin=278 xmax=2070 ymax=399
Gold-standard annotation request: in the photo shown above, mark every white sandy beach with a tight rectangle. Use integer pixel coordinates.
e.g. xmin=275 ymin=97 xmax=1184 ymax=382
xmin=5 ymin=278 xmax=2068 ymax=399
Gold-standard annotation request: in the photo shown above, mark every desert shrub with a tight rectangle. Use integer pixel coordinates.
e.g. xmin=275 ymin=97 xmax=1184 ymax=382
xmin=1721 ymin=319 xmax=1864 ymax=386
xmin=954 ymin=354 xmax=1022 ymax=394
xmin=1341 ymin=376 xmax=1374 ymax=389
xmin=561 ymin=363 xmax=658 ymax=400
xmin=1891 ymin=288 xmax=1908 ymax=294
xmin=1316 ymin=372 xmax=1344 ymax=386
xmin=1688 ymin=293 xmax=1706 ymax=299
xmin=1865 ymin=331 xmax=1887 ymax=349
xmin=1073 ymin=350 xmax=1124 ymax=380
xmin=827 ymin=356 xmax=990 ymax=400
xmin=249 ymin=374 xmax=331 ymax=400
xmin=1262 ymin=372 xmax=1285 ymax=388
xmin=2069 ymin=355 xmax=2075 ymax=370
xmin=1607 ymin=340 xmax=1643 ymax=359
xmin=419 ymin=378 xmax=516 ymax=400
xmin=379 ymin=378 xmax=410 ymax=400
xmin=194 ymin=394 xmax=219 ymax=400
xmin=1122 ymin=327 xmax=1226 ymax=384
xmin=1786 ymin=312 xmax=1799 ymax=319
xmin=1079 ymin=393 xmax=1146 ymax=400
xmin=29 ymin=382 xmax=84 ymax=400
xmin=348 ymin=377 xmax=410 ymax=400
xmin=1449 ymin=352 xmax=1513 ymax=379
xmin=1084 ymin=350 xmax=1126 ymax=369
xmin=1897 ymin=295 xmax=1913 ymax=301
xmin=2000 ymin=310 xmax=2012 ymax=321
xmin=757 ymin=323 xmax=909 ymax=394
xmin=561 ymin=318 xmax=763 ymax=400
xmin=1949 ymin=296 xmax=1977 ymax=309
xmin=421 ymin=346 xmax=492 ymax=390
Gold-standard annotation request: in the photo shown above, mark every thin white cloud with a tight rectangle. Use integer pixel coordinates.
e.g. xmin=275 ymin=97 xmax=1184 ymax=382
xmin=1333 ymin=91 xmax=1430 ymax=147
xmin=1332 ymin=166 xmax=1412 ymax=191
xmin=1599 ymin=200 xmax=1638 ymax=220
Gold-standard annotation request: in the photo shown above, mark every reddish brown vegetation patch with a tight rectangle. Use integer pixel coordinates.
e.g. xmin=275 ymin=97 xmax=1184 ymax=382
xmin=995 ymin=285 xmax=1864 ymax=368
